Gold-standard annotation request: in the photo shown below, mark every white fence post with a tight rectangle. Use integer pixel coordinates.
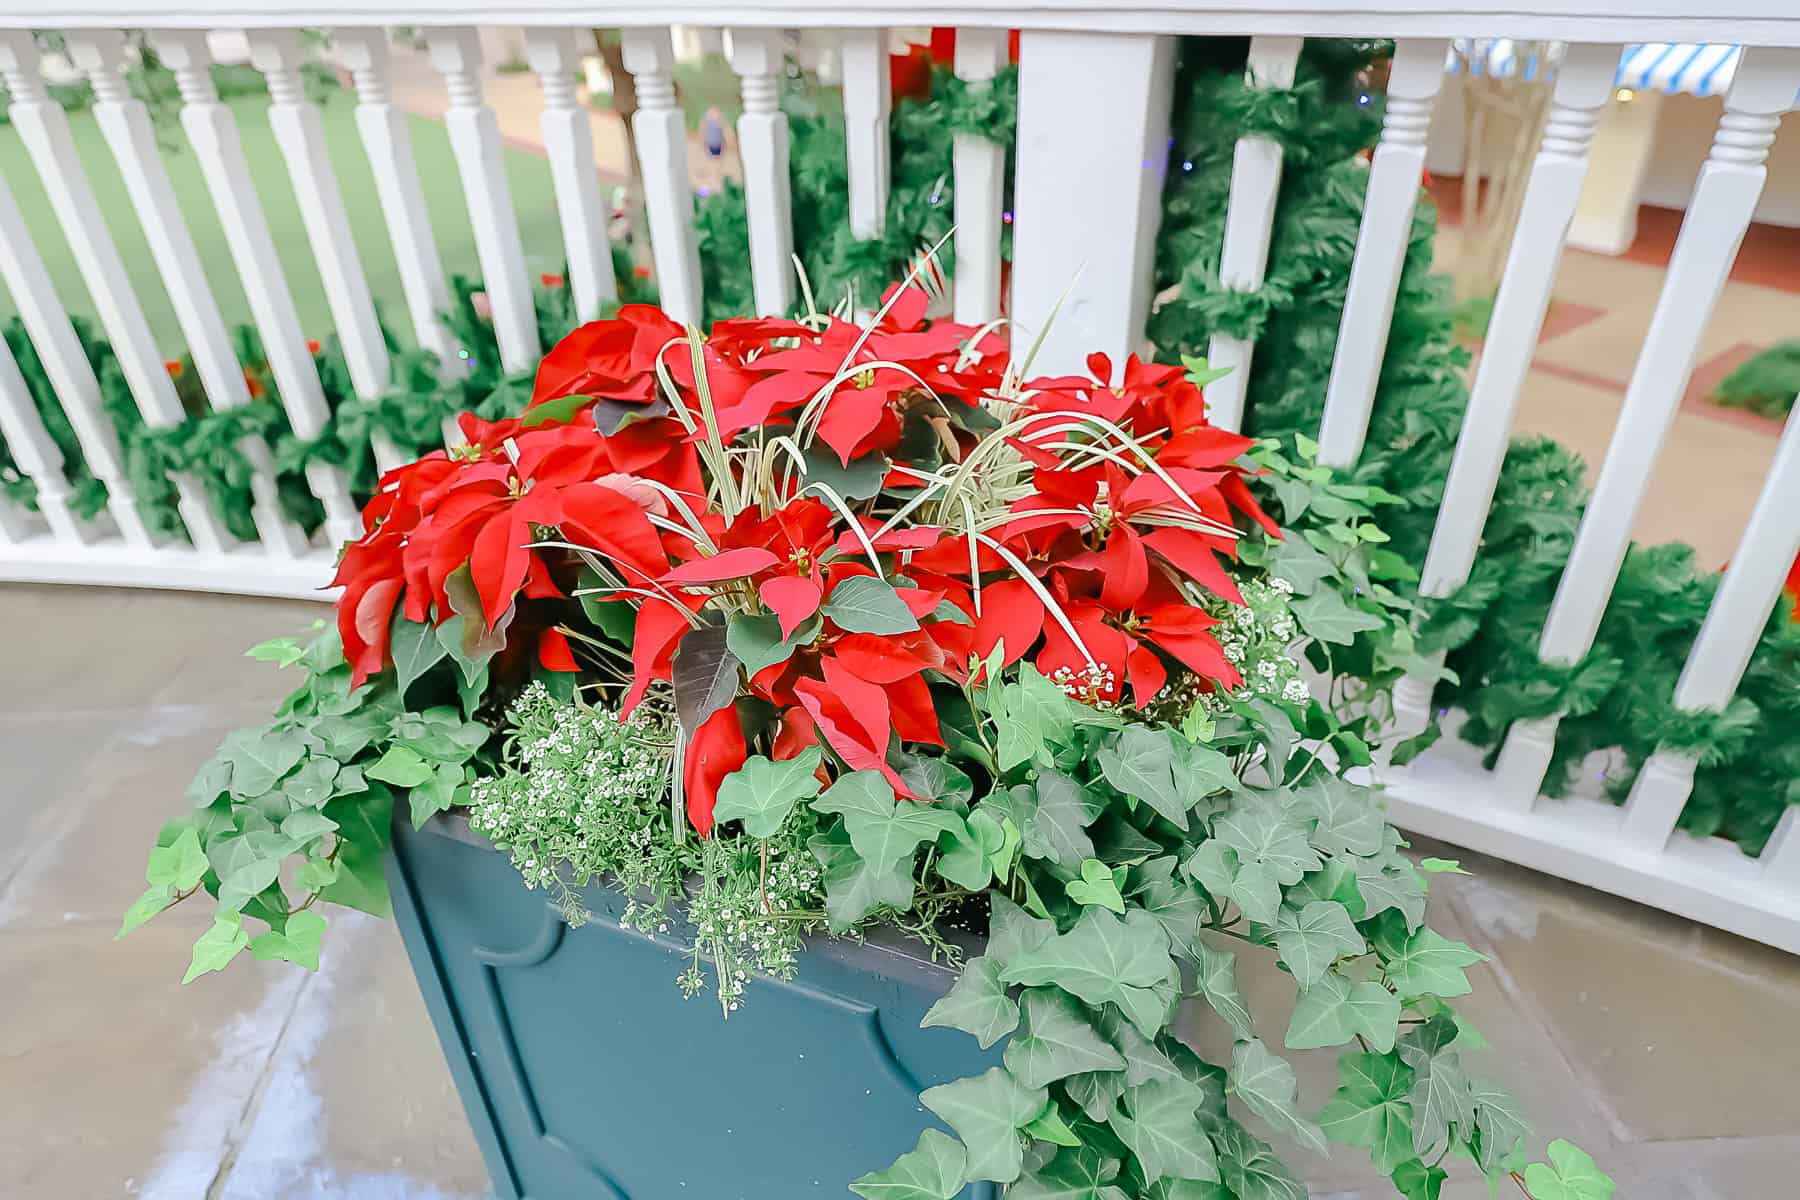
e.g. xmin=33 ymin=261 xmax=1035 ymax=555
xmin=840 ymin=29 xmax=892 ymax=245
xmin=156 ymin=29 xmax=362 ymax=548
xmin=1619 ymin=401 xmax=1800 ymax=859
xmin=1319 ymin=38 xmax=1448 ymax=468
xmin=1393 ymin=43 xmax=1618 ymax=738
xmin=527 ymin=28 xmax=618 ymax=324
xmin=952 ymin=28 xmax=1008 ymax=327
xmin=726 ymin=27 xmax=795 ymax=318
xmin=1205 ymin=36 xmax=1303 ymax=433
xmin=0 ymin=32 xmax=233 ymax=555
xmin=0 ymin=173 xmax=148 ymax=546
xmin=427 ymin=28 xmax=540 ymax=375
xmin=1494 ymin=48 xmax=1800 ymax=811
xmin=335 ymin=28 xmax=460 ymax=368
xmin=1010 ymin=31 xmax=1176 ymax=381
xmin=621 ymin=28 xmax=704 ymax=327
xmin=67 ymin=30 xmax=308 ymax=559
xmin=0 ymin=337 xmax=87 ymax=543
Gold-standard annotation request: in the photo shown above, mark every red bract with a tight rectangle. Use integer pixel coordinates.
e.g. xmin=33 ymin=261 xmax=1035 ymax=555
xmin=330 ymin=284 xmax=1282 ymax=838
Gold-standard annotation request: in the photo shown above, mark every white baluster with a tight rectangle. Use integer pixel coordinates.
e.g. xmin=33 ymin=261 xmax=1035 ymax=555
xmin=1319 ymin=38 xmax=1448 ymax=468
xmin=0 ymin=495 xmax=34 ymax=542
xmin=68 ymin=30 xmax=308 ymax=559
xmin=0 ymin=171 xmax=149 ymax=545
xmin=527 ymin=28 xmax=618 ymax=324
xmin=0 ymin=32 xmax=231 ymax=555
xmin=1011 ymin=31 xmax=1176 ymax=380
xmin=952 ymin=28 xmax=1008 ymax=327
xmin=621 ymin=28 xmax=703 ymax=326
xmin=156 ymin=29 xmax=361 ymax=548
xmin=1495 ymin=48 xmax=1800 ymax=809
xmin=1395 ymin=44 xmax=1619 ymax=740
xmin=1621 ymin=402 xmax=1800 ymax=857
xmin=427 ymin=28 xmax=539 ymax=373
xmin=726 ymin=28 xmax=794 ymax=318
xmin=840 ymin=29 xmax=891 ymax=246
xmin=335 ymin=29 xmax=459 ymax=366
xmin=1206 ymin=36 xmax=1302 ymax=433
xmin=0 ymin=335 xmax=88 ymax=543
xmin=1762 ymin=806 xmax=1800 ymax=891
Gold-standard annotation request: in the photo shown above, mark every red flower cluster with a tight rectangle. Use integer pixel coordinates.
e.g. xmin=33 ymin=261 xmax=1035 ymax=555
xmin=329 ymin=284 xmax=1275 ymax=836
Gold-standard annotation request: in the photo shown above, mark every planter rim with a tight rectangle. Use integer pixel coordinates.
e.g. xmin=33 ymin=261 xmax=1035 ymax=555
xmin=411 ymin=810 xmax=983 ymax=985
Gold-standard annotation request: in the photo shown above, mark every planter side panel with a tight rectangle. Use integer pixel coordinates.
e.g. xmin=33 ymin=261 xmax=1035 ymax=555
xmin=388 ymin=818 xmax=998 ymax=1200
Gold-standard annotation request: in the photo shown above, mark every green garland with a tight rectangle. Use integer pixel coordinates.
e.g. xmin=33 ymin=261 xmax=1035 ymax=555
xmin=1148 ymin=36 xmax=1800 ymax=855
xmin=1713 ymin=338 xmax=1800 ymax=418
xmin=696 ymin=63 xmax=1017 ymax=322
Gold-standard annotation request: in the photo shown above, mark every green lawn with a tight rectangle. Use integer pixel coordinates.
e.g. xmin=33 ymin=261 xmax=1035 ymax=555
xmin=0 ymin=94 xmax=568 ymax=354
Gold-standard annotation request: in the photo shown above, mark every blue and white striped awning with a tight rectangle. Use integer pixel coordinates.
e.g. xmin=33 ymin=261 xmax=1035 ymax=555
xmin=1448 ymin=40 xmax=1747 ymax=99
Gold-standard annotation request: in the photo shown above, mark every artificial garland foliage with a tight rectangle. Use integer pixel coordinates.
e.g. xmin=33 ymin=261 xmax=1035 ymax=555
xmin=1712 ymin=337 xmax=1800 ymax=418
xmin=1147 ymin=37 xmax=1800 ymax=855
xmin=695 ymin=61 xmax=1017 ymax=322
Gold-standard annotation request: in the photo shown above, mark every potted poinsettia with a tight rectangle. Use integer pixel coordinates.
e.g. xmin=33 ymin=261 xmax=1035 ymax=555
xmin=125 ymin=279 xmax=1613 ymax=1200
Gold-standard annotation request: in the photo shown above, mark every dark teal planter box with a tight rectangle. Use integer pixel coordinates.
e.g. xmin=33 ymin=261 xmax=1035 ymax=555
xmin=389 ymin=815 xmax=998 ymax=1199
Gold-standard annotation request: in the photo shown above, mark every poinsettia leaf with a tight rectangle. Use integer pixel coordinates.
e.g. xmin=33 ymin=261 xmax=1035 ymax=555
xmin=921 ymin=954 xmax=1018 ymax=1049
xmin=726 ymin=611 xmax=816 ymax=679
xmin=671 ymin=623 xmax=739 ymax=738
xmin=389 ymin=611 xmax=448 ymax=697
xmin=850 ymin=1128 xmax=968 ymax=1200
xmin=919 ymin=1066 xmax=1046 ymax=1184
xmin=822 ymin=575 xmax=921 ymax=635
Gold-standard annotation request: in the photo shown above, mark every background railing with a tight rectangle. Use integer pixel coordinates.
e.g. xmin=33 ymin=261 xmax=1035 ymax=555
xmin=0 ymin=3 xmax=1797 ymax=953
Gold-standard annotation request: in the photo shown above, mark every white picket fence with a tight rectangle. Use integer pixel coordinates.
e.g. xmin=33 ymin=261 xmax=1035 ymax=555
xmin=0 ymin=3 xmax=1797 ymax=953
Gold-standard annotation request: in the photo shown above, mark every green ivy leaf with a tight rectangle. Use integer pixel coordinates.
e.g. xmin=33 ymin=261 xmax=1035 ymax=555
xmin=1291 ymin=589 xmax=1385 ymax=646
xmin=1375 ymin=924 xmax=1485 ymax=999
xmin=1390 ymin=1158 xmax=1447 ymax=1200
xmin=1021 ymin=1100 xmax=1082 ymax=1147
xmin=813 ymin=770 xmax=962 ymax=874
xmin=1191 ymin=940 xmax=1256 ymax=1041
xmin=1267 ymin=537 xmax=1336 ymax=596
xmin=1011 ymin=1144 xmax=1129 ymax=1199
xmin=1214 ymin=801 xmax=1323 ymax=884
xmin=1469 ymin=1077 xmax=1530 ymax=1173
xmin=1006 ymin=773 xmax=1102 ymax=867
xmin=409 ymin=761 xmax=466 ymax=830
xmin=1272 ymin=901 xmax=1366 ymax=987
xmin=249 ymin=909 xmax=326 ymax=971
xmin=919 ymin=1066 xmax=1046 ymax=1184
xmin=725 ymin=611 xmax=812 ymax=679
xmin=896 ymin=752 xmax=975 ymax=808
xmin=182 ymin=913 xmax=250 ymax=984
xmin=988 ymin=894 xmax=1056 ymax=968
xmin=1214 ymin=1121 xmax=1306 ymax=1200
xmin=1290 ymin=778 xmax=1385 ymax=857
xmin=1111 ymin=1077 xmax=1220 ymax=1183
xmin=850 ymin=1127 xmax=968 ymax=1200
xmin=1356 ymin=856 xmax=1427 ymax=931
xmin=921 ymin=954 xmax=1019 ymax=1050
xmin=298 ymin=856 xmax=338 ymax=892
xmin=991 ymin=666 xmax=1078 ymax=772
xmin=1418 ymin=857 xmax=1469 ymax=875
xmin=1319 ymin=1052 xmax=1416 ymax=1174
xmin=145 ymin=827 xmax=208 ymax=891
xmin=810 ymin=828 xmax=915 ymax=931
xmin=281 ymin=757 xmax=340 ymax=808
xmin=245 ymin=637 xmax=305 ymax=668
xmin=219 ymin=728 xmax=307 ymax=798
xmin=280 ymin=809 xmax=339 ymax=847
xmin=117 ymin=884 xmax=174 ymax=940
xmin=713 ymin=747 xmax=823 ymax=838
xmin=1098 ymin=726 xmax=1185 ymax=827
xmin=1004 ymin=988 xmax=1126 ymax=1089
xmin=1227 ymin=1039 xmax=1328 ymax=1155
xmin=999 ymin=909 xmax=1174 ymax=1038
xmin=1284 ymin=971 xmax=1400 ymax=1052
xmin=1402 ymin=1045 xmax=1474 ymax=1161
xmin=1065 ymin=859 xmax=1128 ymax=914
xmin=1521 ymin=1140 xmax=1615 ymax=1200
xmin=1184 ymin=841 xmax=1281 ymax=927
xmin=821 ymin=575 xmax=920 ymax=635
xmin=317 ymin=787 xmax=393 ymax=917
xmin=936 ymin=810 xmax=1005 ymax=891
xmin=1130 ymin=860 xmax=1209 ymax=959
xmin=366 ymin=744 xmax=434 ymax=789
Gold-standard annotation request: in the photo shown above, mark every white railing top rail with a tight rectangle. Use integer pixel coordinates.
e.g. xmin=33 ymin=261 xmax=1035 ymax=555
xmin=0 ymin=3 xmax=1796 ymax=46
